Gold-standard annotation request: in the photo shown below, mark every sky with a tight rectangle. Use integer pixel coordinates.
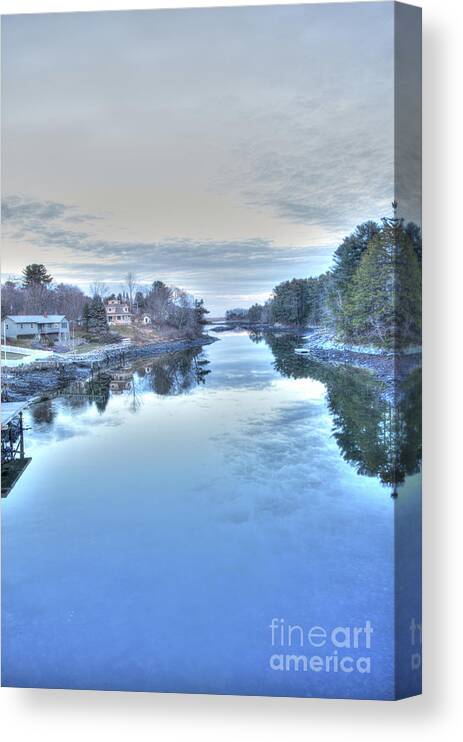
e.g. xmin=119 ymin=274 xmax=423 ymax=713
xmin=1 ymin=2 xmax=398 ymax=315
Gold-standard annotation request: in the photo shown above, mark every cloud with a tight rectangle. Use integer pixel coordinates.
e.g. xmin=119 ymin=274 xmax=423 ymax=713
xmin=1 ymin=195 xmax=104 ymax=226
xmin=220 ymin=89 xmax=394 ymax=234
xmin=1 ymin=3 xmax=409 ymax=312
xmin=2 ymin=195 xmax=333 ymax=311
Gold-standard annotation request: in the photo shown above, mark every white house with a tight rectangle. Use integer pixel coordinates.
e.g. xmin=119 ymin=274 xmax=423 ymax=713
xmin=2 ymin=315 xmax=70 ymax=342
xmin=105 ymin=299 xmax=132 ymax=325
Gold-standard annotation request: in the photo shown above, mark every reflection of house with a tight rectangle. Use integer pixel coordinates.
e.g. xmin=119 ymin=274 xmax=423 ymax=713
xmin=105 ymin=299 xmax=132 ymax=325
xmin=1 ymin=315 xmax=70 ymax=342
xmin=109 ymin=370 xmax=132 ymax=393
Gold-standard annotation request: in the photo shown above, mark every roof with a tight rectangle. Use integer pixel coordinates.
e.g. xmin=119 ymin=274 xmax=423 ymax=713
xmin=4 ymin=315 xmax=67 ymax=324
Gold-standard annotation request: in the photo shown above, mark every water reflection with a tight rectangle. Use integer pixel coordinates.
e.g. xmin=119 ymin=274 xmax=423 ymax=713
xmin=135 ymin=348 xmax=211 ymax=396
xmin=30 ymin=398 xmax=56 ymax=426
xmin=260 ymin=332 xmax=421 ymax=494
xmin=3 ymin=330 xmax=420 ymax=697
xmin=46 ymin=347 xmax=211 ymax=417
xmin=26 ymin=335 xmax=420 ymax=497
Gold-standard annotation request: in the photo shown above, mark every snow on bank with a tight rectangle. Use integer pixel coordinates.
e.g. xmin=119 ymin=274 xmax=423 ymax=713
xmin=294 ymin=331 xmax=421 ymax=357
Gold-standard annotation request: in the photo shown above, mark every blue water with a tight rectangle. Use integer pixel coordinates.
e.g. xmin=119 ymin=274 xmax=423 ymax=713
xmin=2 ymin=331 xmax=420 ymax=698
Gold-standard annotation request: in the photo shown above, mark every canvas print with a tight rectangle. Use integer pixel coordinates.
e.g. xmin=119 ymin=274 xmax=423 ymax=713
xmin=1 ymin=2 xmax=421 ymax=700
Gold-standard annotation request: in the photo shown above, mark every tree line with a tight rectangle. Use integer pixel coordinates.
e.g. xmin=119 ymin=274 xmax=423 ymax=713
xmin=226 ymin=216 xmax=422 ymax=349
xmin=1 ymin=265 xmax=209 ymax=342
xmin=1 ymin=264 xmax=88 ymax=323
xmin=80 ymin=280 xmax=209 ymax=340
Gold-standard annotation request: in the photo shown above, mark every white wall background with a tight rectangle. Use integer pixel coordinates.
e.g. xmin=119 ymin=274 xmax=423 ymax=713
xmin=0 ymin=0 xmax=461 ymax=739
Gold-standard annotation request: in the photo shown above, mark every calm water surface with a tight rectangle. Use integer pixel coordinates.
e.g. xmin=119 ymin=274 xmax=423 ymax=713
xmin=2 ymin=331 xmax=421 ymax=698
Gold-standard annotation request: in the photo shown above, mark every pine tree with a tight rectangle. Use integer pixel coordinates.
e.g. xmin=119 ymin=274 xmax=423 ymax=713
xmin=193 ymin=298 xmax=209 ymax=331
xmin=82 ymin=302 xmax=90 ymax=333
xmin=87 ymin=295 xmax=109 ymax=338
xmin=332 ymin=222 xmax=380 ymax=293
xmin=247 ymin=304 xmax=264 ymax=323
xmin=272 ymin=278 xmax=312 ymax=326
xmin=22 ymin=263 xmax=53 ymax=287
xmin=344 ymin=222 xmax=421 ymax=349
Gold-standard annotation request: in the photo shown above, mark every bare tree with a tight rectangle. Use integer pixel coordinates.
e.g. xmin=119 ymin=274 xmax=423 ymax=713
xmin=1 ymin=278 xmax=23 ymax=318
xmin=170 ymin=287 xmax=194 ymax=331
xmin=89 ymin=281 xmax=109 ymax=299
xmin=23 ymin=284 xmax=53 ymax=314
xmin=125 ymin=271 xmax=137 ymax=312
xmin=53 ymin=283 xmax=87 ymax=321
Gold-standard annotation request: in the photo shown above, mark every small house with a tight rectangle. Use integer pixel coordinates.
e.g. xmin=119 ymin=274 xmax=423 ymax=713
xmin=105 ymin=299 xmax=132 ymax=325
xmin=2 ymin=315 xmax=70 ymax=342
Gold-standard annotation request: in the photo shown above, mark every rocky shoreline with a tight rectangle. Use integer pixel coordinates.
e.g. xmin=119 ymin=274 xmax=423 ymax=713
xmin=298 ymin=347 xmax=421 ymax=403
xmin=2 ymin=334 xmax=218 ymax=402
xmin=293 ymin=331 xmax=421 ymax=387
xmin=210 ymin=321 xmax=295 ymax=333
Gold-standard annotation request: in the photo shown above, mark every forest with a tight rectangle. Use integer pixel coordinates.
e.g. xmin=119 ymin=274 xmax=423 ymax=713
xmin=226 ymin=217 xmax=422 ymax=350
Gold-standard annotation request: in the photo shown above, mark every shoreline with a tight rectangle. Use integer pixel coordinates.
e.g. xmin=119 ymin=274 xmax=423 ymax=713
xmin=292 ymin=330 xmax=422 ymax=386
xmin=2 ymin=334 xmax=218 ymax=403
xmin=209 ymin=323 xmax=422 ymax=390
xmin=211 ymin=321 xmax=422 ymax=355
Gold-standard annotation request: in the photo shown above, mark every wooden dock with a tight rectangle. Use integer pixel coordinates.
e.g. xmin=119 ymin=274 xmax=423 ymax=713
xmin=1 ymin=400 xmax=30 ymax=428
xmin=1 ymin=401 xmax=32 ymax=497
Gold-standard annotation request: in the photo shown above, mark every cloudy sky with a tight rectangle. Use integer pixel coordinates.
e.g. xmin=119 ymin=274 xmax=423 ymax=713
xmin=2 ymin=3 xmax=396 ymax=314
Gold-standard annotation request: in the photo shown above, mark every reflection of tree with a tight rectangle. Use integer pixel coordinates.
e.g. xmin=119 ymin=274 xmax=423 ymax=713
xmin=248 ymin=330 xmax=264 ymax=344
xmin=30 ymin=399 xmax=56 ymax=425
xmin=87 ymin=374 xmax=111 ymax=414
xmin=53 ymin=349 xmax=211 ymax=418
xmin=140 ymin=349 xmax=210 ymax=396
xmin=326 ymin=366 xmax=421 ymax=490
xmin=263 ymin=333 xmax=421 ymax=494
xmin=57 ymin=375 xmax=112 ymax=414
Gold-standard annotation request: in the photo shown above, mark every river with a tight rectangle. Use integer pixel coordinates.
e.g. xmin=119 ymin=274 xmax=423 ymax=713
xmin=1 ymin=330 xmax=421 ymax=698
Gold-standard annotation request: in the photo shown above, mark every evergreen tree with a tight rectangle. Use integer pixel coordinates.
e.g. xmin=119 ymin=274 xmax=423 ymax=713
xmin=22 ymin=263 xmax=53 ymax=287
xmin=271 ymin=278 xmax=311 ymax=325
xmin=82 ymin=302 xmax=90 ymax=332
xmin=146 ymin=281 xmax=172 ymax=326
xmin=331 ymin=222 xmax=379 ymax=295
xmin=270 ymin=276 xmax=325 ymax=326
xmin=87 ymin=295 xmax=109 ymax=338
xmin=193 ymin=298 xmax=209 ymax=330
xmin=247 ymin=303 xmax=264 ymax=323
xmin=344 ymin=221 xmax=421 ymax=348
xmin=134 ymin=291 xmax=145 ymax=311
xmin=404 ymin=221 xmax=422 ymax=264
